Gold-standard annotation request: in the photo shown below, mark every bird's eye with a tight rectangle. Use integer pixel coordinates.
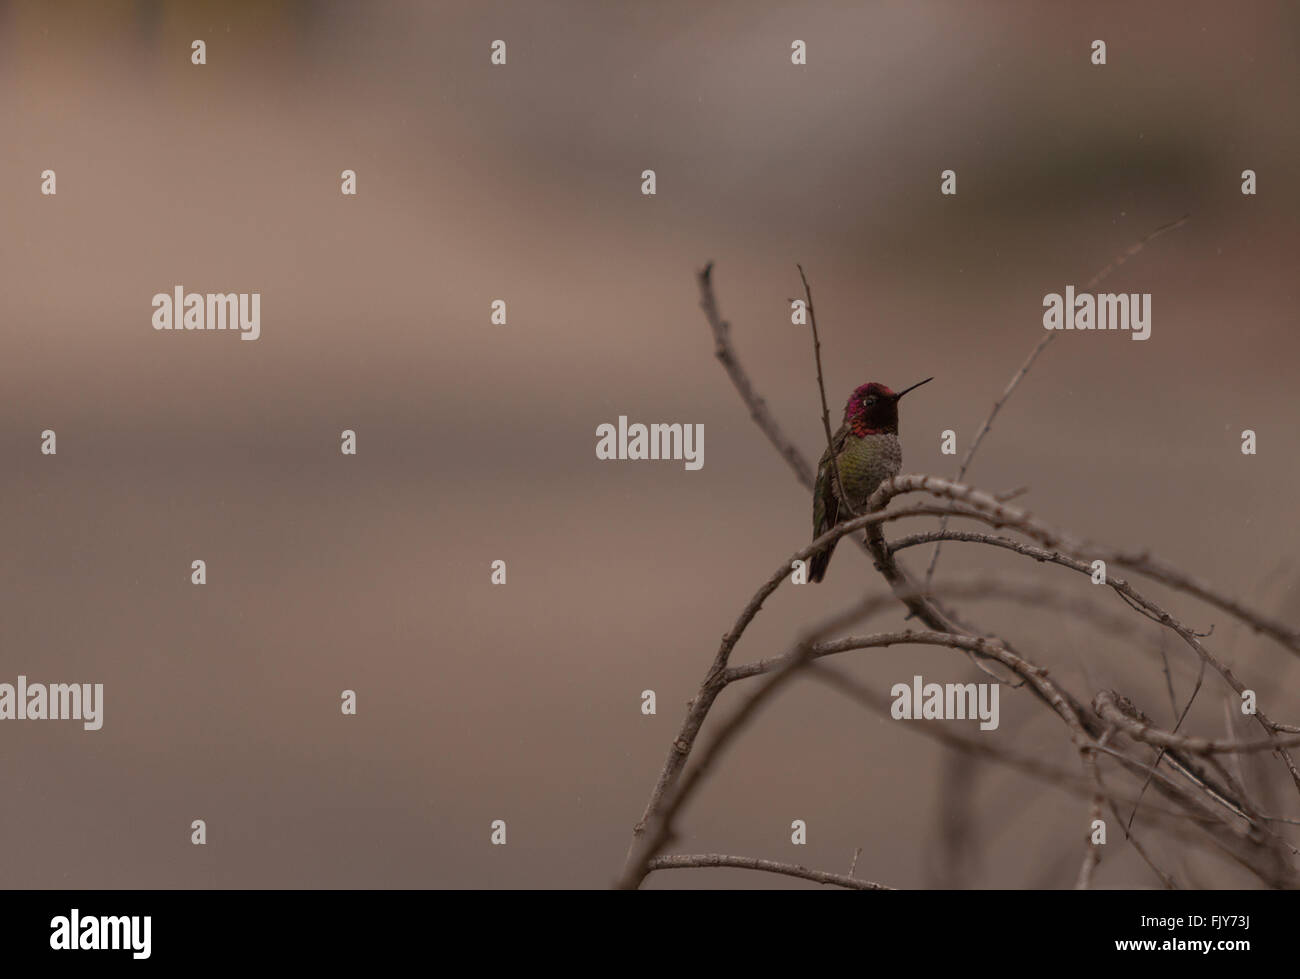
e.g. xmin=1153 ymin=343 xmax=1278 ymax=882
xmin=865 ymin=396 xmax=877 ymax=407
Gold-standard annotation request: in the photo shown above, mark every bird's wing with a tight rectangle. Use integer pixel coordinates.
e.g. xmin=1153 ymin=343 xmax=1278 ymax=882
xmin=810 ymin=426 xmax=851 ymax=582
xmin=812 ymin=425 xmax=850 ymax=539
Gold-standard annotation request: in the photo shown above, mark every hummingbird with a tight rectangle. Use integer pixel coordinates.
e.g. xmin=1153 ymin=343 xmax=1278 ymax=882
xmin=810 ymin=377 xmax=933 ymax=582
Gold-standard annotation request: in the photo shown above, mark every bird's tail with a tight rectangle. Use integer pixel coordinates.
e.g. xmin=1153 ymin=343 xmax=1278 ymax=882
xmin=809 ymin=538 xmax=837 ymax=583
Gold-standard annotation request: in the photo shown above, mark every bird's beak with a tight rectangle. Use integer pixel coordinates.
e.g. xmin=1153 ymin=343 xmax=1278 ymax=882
xmin=893 ymin=376 xmax=934 ymax=400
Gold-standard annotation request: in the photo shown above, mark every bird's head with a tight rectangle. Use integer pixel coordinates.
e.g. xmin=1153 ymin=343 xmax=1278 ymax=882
xmin=844 ymin=377 xmax=932 ymax=435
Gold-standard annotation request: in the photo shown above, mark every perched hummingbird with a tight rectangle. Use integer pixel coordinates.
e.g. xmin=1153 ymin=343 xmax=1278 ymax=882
xmin=810 ymin=377 xmax=933 ymax=582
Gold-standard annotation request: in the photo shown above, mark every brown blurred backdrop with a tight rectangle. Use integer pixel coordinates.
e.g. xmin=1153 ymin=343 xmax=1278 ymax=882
xmin=1 ymin=0 xmax=1298 ymax=888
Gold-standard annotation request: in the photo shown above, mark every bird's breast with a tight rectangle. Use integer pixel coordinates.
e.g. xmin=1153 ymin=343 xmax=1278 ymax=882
xmin=835 ymin=433 xmax=902 ymax=508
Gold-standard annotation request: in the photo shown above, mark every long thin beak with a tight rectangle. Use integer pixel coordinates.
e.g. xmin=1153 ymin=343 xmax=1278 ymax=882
xmin=893 ymin=376 xmax=934 ymax=399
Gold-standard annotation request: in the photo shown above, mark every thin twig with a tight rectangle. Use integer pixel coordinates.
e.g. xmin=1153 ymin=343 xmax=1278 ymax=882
xmin=798 ymin=263 xmax=856 ymax=519
xmin=698 ymin=263 xmax=814 ymax=489
xmin=1127 ymin=656 xmax=1207 ymax=835
xmin=1158 ymin=634 xmax=1178 ymax=721
xmin=1091 ymin=745 xmax=1180 ymax=889
xmin=646 ymin=853 xmax=890 ymax=890
xmin=923 ymin=214 xmax=1191 ymax=589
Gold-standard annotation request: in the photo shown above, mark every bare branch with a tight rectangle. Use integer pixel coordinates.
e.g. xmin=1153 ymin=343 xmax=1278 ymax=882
xmin=813 ymin=661 xmax=1238 ymax=884
xmin=1074 ymin=731 xmax=1109 ymax=890
xmin=619 ymin=628 xmax=830 ymax=889
xmin=621 ymin=502 xmax=1044 ymax=876
xmin=877 ymin=495 xmax=1300 ymax=793
xmin=1095 ymin=690 xmax=1300 ymax=755
xmin=763 ymin=629 xmax=1294 ymax=884
xmin=645 ymin=853 xmax=891 ymax=890
xmin=697 ymin=262 xmax=814 ymax=489
xmin=874 ymin=475 xmax=1300 ymax=664
xmin=808 ymin=663 xmax=1197 ymax=824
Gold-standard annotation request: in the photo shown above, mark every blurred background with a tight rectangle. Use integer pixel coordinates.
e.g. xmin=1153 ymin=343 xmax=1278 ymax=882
xmin=1 ymin=0 xmax=1298 ymax=888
